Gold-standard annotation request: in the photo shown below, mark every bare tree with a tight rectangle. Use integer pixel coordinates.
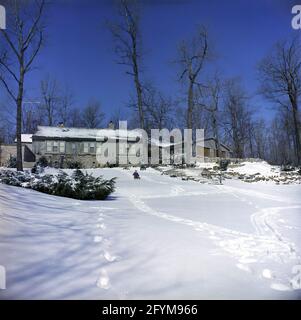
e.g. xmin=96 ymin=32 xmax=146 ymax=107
xmin=253 ymin=119 xmax=267 ymax=159
xmin=258 ymin=38 xmax=301 ymax=165
xmin=176 ymin=26 xmax=210 ymax=129
xmin=0 ymin=102 xmax=15 ymax=144
xmin=40 ymin=76 xmax=60 ymax=126
xmin=109 ymin=0 xmax=145 ymax=129
xmin=143 ymin=85 xmax=174 ymax=130
xmin=110 ymin=106 xmax=127 ymax=129
xmin=69 ymin=107 xmax=84 ymax=128
xmin=267 ymin=112 xmax=294 ymax=165
xmin=222 ymin=79 xmax=252 ymax=158
xmin=0 ymin=0 xmax=46 ymax=170
xmin=57 ymin=86 xmax=74 ymax=126
xmin=82 ymin=100 xmax=104 ymax=129
xmin=200 ymin=74 xmax=223 ymax=155
xmin=22 ymin=102 xmax=44 ymax=133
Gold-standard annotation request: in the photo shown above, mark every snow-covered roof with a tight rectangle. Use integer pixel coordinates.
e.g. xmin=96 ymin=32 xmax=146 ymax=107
xmin=14 ymin=134 xmax=33 ymax=143
xmin=33 ymin=126 xmax=141 ymax=141
xmin=32 ymin=127 xmax=231 ymax=151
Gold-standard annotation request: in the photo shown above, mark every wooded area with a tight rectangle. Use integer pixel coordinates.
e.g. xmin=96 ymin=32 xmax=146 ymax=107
xmin=0 ymin=0 xmax=300 ymax=168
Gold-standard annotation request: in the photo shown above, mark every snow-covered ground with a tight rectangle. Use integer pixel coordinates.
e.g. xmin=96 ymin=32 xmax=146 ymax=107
xmin=227 ymin=161 xmax=280 ymax=177
xmin=0 ymin=167 xmax=301 ymax=299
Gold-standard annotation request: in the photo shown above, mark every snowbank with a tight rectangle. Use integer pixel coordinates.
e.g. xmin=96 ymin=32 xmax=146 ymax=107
xmin=228 ymin=161 xmax=280 ymax=177
xmin=0 ymin=168 xmax=300 ymax=299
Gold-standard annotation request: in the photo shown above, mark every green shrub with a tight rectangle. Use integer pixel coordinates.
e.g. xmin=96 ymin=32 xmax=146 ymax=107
xmin=0 ymin=169 xmax=116 ymax=200
xmin=66 ymin=160 xmax=82 ymax=169
xmin=37 ymin=156 xmax=49 ymax=167
xmin=219 ymin=159 xmax=230 ymax=171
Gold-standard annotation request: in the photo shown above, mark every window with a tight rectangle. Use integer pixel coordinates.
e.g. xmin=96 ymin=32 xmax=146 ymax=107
xmin=46 ymin=141 xmax=52 ymax=153
xmin=84 ymin=142 xmax=89 ymax=153
xmin=83 ymin=142 xmax=95 ymax=153
xmin=53 ymin=141 xmax=58 ymax=153
xmin=89 ymin=142 xmax=95 ymax=153
xmin=72 ymin=143 xmax=76 ymax=153
xmin=59 ymin=141 xmax=65 ymax=153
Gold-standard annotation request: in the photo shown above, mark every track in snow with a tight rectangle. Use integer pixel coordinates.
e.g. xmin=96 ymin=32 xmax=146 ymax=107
xmin=117 ymin=169 xmax=301 ymax=292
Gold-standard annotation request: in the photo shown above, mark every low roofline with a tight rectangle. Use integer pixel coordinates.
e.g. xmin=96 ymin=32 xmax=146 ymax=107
xmin=36 ymin=125 xmax=113 ymax=131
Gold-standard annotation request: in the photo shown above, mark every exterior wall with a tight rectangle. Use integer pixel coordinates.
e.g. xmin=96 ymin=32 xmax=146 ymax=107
xmin=32 ymin=137 xmax=232 ymax=167
xmin=33 ymin=139 xmax=141 ymax=168
xmin=196 ymin=145 xmax=231 ymax=159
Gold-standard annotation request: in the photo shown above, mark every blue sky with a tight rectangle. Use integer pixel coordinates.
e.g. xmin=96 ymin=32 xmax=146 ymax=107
xmin=21 ymin=0 xmax=300 ymax=122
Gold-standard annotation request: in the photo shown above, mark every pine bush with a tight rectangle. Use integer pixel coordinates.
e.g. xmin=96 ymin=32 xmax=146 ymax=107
xmin=0 ymin=169 xmax=116 ymax=200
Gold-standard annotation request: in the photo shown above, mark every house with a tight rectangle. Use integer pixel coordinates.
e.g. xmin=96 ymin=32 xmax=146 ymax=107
xmin=0 ymin=134 xmax=35 ymax=167
xmin=31 ymin=126 xmax=232 ymax=168
xmin=199 ymin=138 xmax=232 ymax=159
xmin=32 ymin=126 xmax=143 ymax=168
xmin=153 ymin=136 xmax=232 ymax=164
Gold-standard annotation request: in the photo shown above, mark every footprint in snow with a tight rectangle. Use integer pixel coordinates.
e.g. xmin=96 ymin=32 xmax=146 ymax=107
xmin=97 ymin=269 xmax=111 ymax=290
xmin=262 ymin=269 xmax=273 ymax=279
xmin=104 ymin=251 xmax=117 ymax=262
xmin=239 ymin=257 xmax=257 ymax=264
xmin=270 ymin=283 xmax=291 ymax=291
xmin=236 ymin=263 xmax=253 ymax=273
xmin=97 ymin=223 xmax=106 ymax=230
xmin=94 ymin=235 xmax=103 ymax=243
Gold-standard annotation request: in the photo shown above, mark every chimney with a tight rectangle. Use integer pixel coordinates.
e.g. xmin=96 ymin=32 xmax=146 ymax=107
xmin=108 ymin=121 xmax=115 ymax=130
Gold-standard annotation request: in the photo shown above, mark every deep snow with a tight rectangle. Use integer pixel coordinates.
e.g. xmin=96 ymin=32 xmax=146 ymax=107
xmin=0 ymin=167 xmax=300 ymax=299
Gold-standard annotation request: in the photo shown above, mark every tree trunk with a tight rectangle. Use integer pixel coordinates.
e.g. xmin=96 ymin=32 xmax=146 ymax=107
xmin=134 ymin=72 xmax=144 ymax=130
xmin=187 ymin=83 xmax=194 ymax=129
xmin=16 ymin=70 xmax=24 ymax=171
xmin=210 ymin=109 xmax=220 ymax=157
xmin=289 ymin=96 xmax=301 ymax=165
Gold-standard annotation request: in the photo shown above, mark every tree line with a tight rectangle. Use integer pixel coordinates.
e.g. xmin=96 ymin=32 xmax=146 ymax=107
xmin=0 ymin=0 xmax=300 ymax=171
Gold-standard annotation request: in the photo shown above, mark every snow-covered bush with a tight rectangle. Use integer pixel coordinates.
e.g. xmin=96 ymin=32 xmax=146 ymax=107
xmin=31 ymin=174 xmax=56 ymax=194
xmin=31 ymin=156 xmax=49 ymax=173
xmin=71 ymin=169 xmax=116 ymax=200
xmin=0 ymin=169 xmax=116 ymax=200
xmin=31 ymin=164 xmax=46 ymax=174
xmin=0 ymin=170 xmax=32 ymax=186
xmin=37 ymin=156 xmax=49 ymax=167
